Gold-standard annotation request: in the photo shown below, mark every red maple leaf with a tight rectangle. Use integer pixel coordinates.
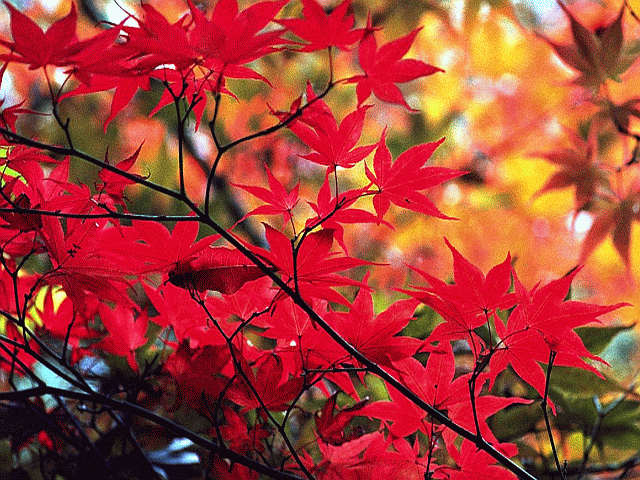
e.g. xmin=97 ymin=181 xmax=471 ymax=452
xmin=306 ymin=171 xmax=389 ymax=253
xmin=315 ymin=393 xmax=368 ymax=446
xmin=393 ymin=344 xmax=526 ymax=450
xmin=245 ymin=225 xmax=371 ymax=305
xmin=143 ymin=281 xmax=209 ymax=345
xmin=127 ymin=219 xmax=218 ymax=276
xmin=0 ymin=1 xmax=78 ymax=69
xmin=283 ymin=83 xmax=376 ymax=171
xmin=219 ymin=409 xmax=269 ymax=455
xmin=365 ymin=131 xmax=463 ymax=222
xmin=434 ymin=439 xmax=517 ymax=480
xmin=227 ymin=353 xmax=305 ymax=413
xmin=309 ymin=430 xmax=429 ymax=480
xmin=39 ymin=217 xmax=140 ymax=308
xmin=185 ymin=0 xmax=288 ymax=75
xmin=405 ymin=238 xmax=516 ymax=317
xmin=205 ymin=276 xmax=273 ymax=327
xmin=360 ymin=381 xmax=434 ymax=440
xmin=117 ymin=0 xmax=287 ymax=80
xmin=36 ymin=288 xmax=99 ymax=347
xmin=96 ymin=305 xmax=148 ymax=373
xmin=209 ymin=457 xmax=259 ymax=480
xmin=402 ymin=239 xmax=516 ymax=354
xmin=489 ymin=268 xmax=629 ymax=409
xmin=95 ymin=145 xmax=146 ymax=208
xmin=232 ymin=164 xmax=299 ymax=227
xmin=277 ymin=0 xmax=364 ymax=52
xmin=346 ymin=22 xmax=443 ymax=110
xmin=121 ymin=3 xmax=195 ymax=72
xmin=326 ymin=285 xmax=420 ymax=367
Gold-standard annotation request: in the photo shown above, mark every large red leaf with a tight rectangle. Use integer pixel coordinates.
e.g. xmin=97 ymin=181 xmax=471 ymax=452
xmin=0 ymin=1 xmax=78 ymax=69
xmin=346 ymin=23 xmax=443 ymax=110
xmin=365 ymin=131 xmax=463 ymax=222
xmin=277 ymin=0 xmax=364 ymax=52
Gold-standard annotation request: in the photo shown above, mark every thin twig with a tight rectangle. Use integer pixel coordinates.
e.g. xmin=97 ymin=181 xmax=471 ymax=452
xmin=541 ymin=350 xmax=566 ymax=480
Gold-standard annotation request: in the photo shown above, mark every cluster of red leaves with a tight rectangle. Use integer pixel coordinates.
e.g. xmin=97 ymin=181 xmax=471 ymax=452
xmin=0 ymin=1 xmax=629 ymax=479
xmin=533 ymin=2 xmax=640 ymax=267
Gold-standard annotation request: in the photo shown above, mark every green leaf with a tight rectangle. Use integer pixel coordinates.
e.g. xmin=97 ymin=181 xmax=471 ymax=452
xmin=489 ymin=402 xmax=542 ymax=442
xmin=550 ymin=366 xmax=626 ymax=398
xmin=575 ymin=324 xmax=635 ymax=355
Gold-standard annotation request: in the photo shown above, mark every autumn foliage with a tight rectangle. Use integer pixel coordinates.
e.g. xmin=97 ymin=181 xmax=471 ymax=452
xmin=0 ymin=0 xmax=639 ymax=479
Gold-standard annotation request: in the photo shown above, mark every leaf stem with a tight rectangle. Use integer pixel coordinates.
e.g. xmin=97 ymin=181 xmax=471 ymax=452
xmin=542 ymin=350 xmax=565 ymax=480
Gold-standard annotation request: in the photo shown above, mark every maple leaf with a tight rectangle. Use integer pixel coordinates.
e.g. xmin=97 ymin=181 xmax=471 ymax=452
xmin=283 ymin=83 xmax=376 ymax=171
xmin=360 ymin=383 xmax=434 ymax=439
xmin=232 ymin=164 xmax=299 ymax=227
xmin=186 ymin=0 xmax=288 ymax=77
xmin=227 ymin=353 xmax=305 ymax=413
xmin=127 ymin=219 xmax=219 ymax=276
xmin=245 ymin=224 xmax=371 ymax=305
xmin=424 ymin=298 xmax=487 ymax=352
xmin=95 ymin=305 xmax=148 ymax=373
xmin=260 ymin=297 xmax=363 ymax=397
xmin=277 ymin=0 xmax=364 ymax=52
xmin=433 ymin=439 xmax=518 ymax=480
xmin=309 ymin=429 xmax=430 ymax=480
xmin=346 ymin=22 xmax=443 ymax=110
xmin=579 ymin=194 xmax=640 ymax=266
xmin=143 ymin=281 xmax=209 ymax=345
xmin=121 ymin=3 xmax=195 ymax=72
xmin=39 ymin=217 xmax=140 ymax=309
xmin=219 ymin=409 xmax=269 ymax=455
xmin=306 ymin=431 xmax=417 ymax=480
xmin=489 ymin=268 xmax=629 ymax=409
xmin=403 ymin=241 xmax=516 ymax=358
xmin=205 ymin=276 xmax=273 ymax=327
xmin=36 ymin=288 xmax=100 ymax=355
xmin=60 ymin=73 xmax=152 ymax=132
xmin=365 ymin=131 xmax=463 ymax=222
xmin=305 ymin=171 xmax=389 ymax=253
xmin=95 ymin=145 xmax=146 ymax=208
xmin=405 ymin=238 xmax=516 ymax=317
xmin=315 ymin=393 xmax=368 ymax=446
xmin=533 ymin=127 xmax=608 ymax=211
xmin=394 ymin=345 xmax=526 ymax=449
xmin=326 ymin=285 xmax=420 ymax=367
xmin=261 ymin=296 xmax=320 ymax=343
xmin=165 ymin=344 xmax=233 ymax=409
xmin=308 ymin=432 xmax=378 ymax=480
xmin=538 ymin=2 xmax=629 ymax=89
xmin=0 ymin=1 xmax=78 ymax=69
xmin=209 ymin=457 xmax=259 ymax=480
